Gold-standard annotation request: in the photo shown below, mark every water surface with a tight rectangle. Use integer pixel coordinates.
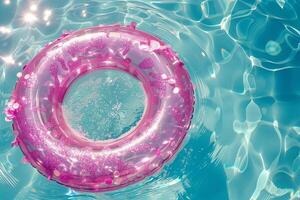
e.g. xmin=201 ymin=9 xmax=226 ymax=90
xmin=0 ymin=0 xmax=300 ymax=199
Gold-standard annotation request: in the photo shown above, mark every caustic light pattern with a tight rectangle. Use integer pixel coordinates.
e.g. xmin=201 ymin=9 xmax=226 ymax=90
xmin=0 ymin=0 xmax=300 ymax=200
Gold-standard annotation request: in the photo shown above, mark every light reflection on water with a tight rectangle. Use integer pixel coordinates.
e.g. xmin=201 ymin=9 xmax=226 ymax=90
xmin=0 ymin=0 xmax=300 ymax=199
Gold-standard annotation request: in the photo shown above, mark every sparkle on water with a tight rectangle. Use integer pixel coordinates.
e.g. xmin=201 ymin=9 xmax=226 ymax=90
xmin=0 ymin=0 xmax=300 ymax=200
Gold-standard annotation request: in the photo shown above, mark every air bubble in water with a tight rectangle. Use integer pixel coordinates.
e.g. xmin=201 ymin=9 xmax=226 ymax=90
xmin=265 ymin=40 xmax=281 ymax=56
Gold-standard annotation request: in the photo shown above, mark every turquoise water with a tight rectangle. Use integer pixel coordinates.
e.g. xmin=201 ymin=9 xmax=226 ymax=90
xmin=0 ymin=0 xmax=300 ymax=199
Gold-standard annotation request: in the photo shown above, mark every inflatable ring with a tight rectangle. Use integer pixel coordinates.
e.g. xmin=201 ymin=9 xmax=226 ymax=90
xmin=6 ymin=23 xmax=194 ymax=192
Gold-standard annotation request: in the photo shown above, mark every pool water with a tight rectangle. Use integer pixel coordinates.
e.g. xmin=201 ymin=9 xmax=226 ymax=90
xmin=62 ymin=70 xmax=146 ymax=141
xmin=0 ymin=0 xmax=300 ymax=199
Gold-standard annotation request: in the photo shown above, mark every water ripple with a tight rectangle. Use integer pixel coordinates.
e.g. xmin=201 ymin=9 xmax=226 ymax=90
xmin=0 ymin=0 xmax=299 ymax=199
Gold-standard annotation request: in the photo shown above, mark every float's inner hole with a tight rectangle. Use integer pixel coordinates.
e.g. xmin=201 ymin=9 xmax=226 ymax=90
xmin=62 ymin=69 xmax=146 ymax=141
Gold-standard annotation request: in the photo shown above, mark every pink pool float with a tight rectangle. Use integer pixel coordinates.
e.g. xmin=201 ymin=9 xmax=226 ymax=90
xmin=5 ymin=23 xmax=194 ymax=192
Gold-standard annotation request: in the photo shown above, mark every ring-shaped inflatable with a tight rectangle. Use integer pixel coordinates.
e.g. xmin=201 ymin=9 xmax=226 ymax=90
xmin=6 ymin=23 xmax=194 ymax=192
